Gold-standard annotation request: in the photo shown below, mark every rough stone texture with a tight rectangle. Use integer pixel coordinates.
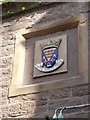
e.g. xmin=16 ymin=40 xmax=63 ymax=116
xmin=72 ymin=84 xmax=89 ymax=97
xmin=0 ymin=2 xmax=89 ymax=119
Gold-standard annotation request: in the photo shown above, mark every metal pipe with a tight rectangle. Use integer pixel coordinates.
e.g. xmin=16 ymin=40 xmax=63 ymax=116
xmin=66 ymin=103 xmax=90 ymax=109
xmin=55 ymin=103 xmax=90 ymax=113
xmin=53 ymin=103 xmax=90 ymax=119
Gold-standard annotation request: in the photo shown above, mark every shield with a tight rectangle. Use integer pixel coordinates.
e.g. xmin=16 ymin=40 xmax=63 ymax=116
xmin=42 ymin=47 xmax=58 ymax=68
xmin=35 ymin=39 xmax=64 ymax=72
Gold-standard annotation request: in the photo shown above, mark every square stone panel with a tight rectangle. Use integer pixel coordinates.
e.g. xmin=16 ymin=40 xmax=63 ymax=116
xmin=33 ymin=34 xmax=67 ymax=78
xmin=23 ymin=28 xmax=78 ymax=85
xmin=9 ymin=14 xmax=88 ymax=96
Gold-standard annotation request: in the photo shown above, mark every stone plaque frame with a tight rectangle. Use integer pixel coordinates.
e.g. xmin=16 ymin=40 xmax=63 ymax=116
xmin=9 ymin=13 xmax=89 ymax=97
xmin=33 ymin=34 xmax=67 ymax=78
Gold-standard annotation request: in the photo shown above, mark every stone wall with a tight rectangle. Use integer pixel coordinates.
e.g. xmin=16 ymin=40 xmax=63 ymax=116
xmin=0 ymin=2 xmax=90 ymax=119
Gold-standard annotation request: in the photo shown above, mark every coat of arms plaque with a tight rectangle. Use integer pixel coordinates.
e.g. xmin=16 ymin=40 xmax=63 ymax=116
xmin=33 ymin=34 xmax=67 ymax=78
xmin=35 ymin=39 xmax=64 ymax=72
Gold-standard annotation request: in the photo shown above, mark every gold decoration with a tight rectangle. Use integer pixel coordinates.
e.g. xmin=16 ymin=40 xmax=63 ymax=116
xmin=40 ymin=39 xmax=62 ymax=50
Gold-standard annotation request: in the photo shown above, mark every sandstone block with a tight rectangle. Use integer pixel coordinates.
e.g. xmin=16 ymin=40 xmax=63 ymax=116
xmin=1 ymin=67 xmax=12 ymax=78
xmin=72 ymin=84 xmax=89 ymax=97
xmin=48 ymin=97 xmax=83 ymax=113
xmin=48 ymin=87 xmax=71 ymax=100
xmin=67 ymin=111 xmax=89 ymax=118
xmin=1 ymin=45 xmax=14 ymax=57
xmin=0 ymin=56 xmax=13 ymax=68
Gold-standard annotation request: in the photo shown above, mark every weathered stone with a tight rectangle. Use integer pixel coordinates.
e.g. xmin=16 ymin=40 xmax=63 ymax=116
xmin=3 ymin=22 xmax=11 ymax=27
xmin=0 ymin=75 xmax=12 ymax=82
xmin=9 ymin=96 xmax=26 ymax=104
xmin=10 ymin=91 xmax=48 ymax=104
xmin=72 ymin=84 xmax=89 ymax=97
xmin=1 ymin=67 xmax=12 ymax=78
xmin=0 ymin=33 xmax=3 ymax=47
xmin=33 ymin=112 xmax=48 ymax=118
xmin=0 ymin=56 xmax=13 ymax=68
xmin=0 ymin=32 xmax=16 ymax=47
xmin=48 ymin=97 xmax=83 ymax=113
xmin=48 ymin=87 xmax=71 ymax=100
xmin=1 ymin=106 xmax=8 ymax=118
xmin=0 ymin=81 xmax=10 ymax=88
xmin=82 ymin=95 xmax=90 ymax=104
xmin=33 ymin=105 xmax=47 ymax=114
xmin=82 ymin=95 xmax=90 ymax=112
xmin=3 ymin=32 xmax=14 ymax=40
xmin=35 ymin=99 xmax=47 ymax=106
xmin=67 ymin=111 xmax=89 ymax=118
xmin=0 ymin=76 xmax=11 ymax=89
xmin=2 ymin=103 xmax=21 ymax=118
xmin=1 ymin=45 xmax=14 ymax=57
xmin=19 ymin=101 xmax=35 ymax=115
xmin=1 ymin=88 xmax=9 ymax=98
xmin=0 ymin=40 xmax=15 ymax=47
xmin=0 ymin=96 xmax=8 ymax=106
xmin=21 ymin=91 xmax=48 ymax=101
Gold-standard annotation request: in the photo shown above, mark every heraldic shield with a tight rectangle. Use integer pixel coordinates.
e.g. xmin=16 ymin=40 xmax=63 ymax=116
xmin=42 ymin=47 xmax=58 ymax=68
xmin=35 ymin=39 xmax=64 ymax=72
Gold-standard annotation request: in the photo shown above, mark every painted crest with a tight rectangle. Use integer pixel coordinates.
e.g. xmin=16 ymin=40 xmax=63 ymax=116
xmin=35 ymin=39 xmax=64 ymax=72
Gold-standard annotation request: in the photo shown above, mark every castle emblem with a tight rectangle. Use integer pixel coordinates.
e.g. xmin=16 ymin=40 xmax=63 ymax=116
xmin=35 ymin=39 xmax=64 ymax=72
